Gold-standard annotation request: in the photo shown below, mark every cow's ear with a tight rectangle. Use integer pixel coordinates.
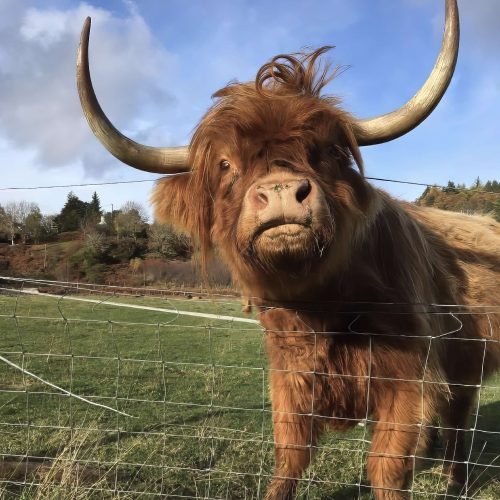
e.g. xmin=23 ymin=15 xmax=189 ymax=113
xmin=151 ymin=174 xmax=195 ymax=235
xmin=152 ymin=173 xmax=213 ymax=273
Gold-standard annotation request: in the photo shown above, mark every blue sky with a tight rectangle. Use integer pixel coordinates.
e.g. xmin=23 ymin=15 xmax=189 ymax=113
xmin=1 ymin=0 xmax=499 ymax=218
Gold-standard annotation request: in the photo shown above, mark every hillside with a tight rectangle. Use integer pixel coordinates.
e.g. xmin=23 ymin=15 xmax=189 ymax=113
xmin=0 ymin=234 xmax=231 ymax=290
xmin=416 ymin=180 xmax=500 ymax=221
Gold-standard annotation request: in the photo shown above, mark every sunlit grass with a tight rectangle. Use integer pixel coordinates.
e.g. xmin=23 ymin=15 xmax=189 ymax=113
xmin=0 ymin=291 xmax=498 ymax=498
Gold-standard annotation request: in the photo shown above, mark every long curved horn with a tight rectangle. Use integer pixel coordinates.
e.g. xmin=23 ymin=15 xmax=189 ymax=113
xmin=76 ymin=17 xmax=191 ymax=173
xmin=354 ymin=0 xmax=459 ymax=146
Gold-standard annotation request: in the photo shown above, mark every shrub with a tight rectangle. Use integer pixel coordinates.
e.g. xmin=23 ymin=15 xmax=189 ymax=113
xmin=85 ymin=263 xmax=107 ymax=284
xmin=107 ymin=238 xmax=146 ymax=263
xmin=148 ymin=223 xmax=191 ymax=259
xmin=129 ymin=257 xmax=143 ymax=274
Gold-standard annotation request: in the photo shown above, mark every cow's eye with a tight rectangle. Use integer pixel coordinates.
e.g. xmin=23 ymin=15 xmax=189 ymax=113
xmin=329 ymin=144 xmax=345 ymax=161
xmin=220 ymin=159 xmax=231 ymax=170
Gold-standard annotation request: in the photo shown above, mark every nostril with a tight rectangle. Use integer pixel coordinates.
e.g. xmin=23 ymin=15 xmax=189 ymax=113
xmin=295 ymin=179 xmax=312 ymax=203
xmin=254 ymin=190 xmax=268 ymax=208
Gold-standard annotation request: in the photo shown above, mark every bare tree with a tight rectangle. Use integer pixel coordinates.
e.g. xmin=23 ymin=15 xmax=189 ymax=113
xmin=24 ymin=209 xmax=41 ymax=244
xmin=114 ymin=201 xmax=148 ymax=241
xmin=1 ymin=201 xmax=40 ymax=245
xmin=40 ymin=214 xmax=57 ymax=235
xmin=85 ymin=229 xmax=106 ymax=255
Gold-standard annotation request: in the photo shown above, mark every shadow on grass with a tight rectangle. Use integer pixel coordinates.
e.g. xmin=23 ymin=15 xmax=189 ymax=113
xmin=414 ymin=400 xmax=500 ymax=499
xmin=464 ymin=399 xmax=500 ymax=496
xmin=0 ymin=392 xmax=497 ymax=499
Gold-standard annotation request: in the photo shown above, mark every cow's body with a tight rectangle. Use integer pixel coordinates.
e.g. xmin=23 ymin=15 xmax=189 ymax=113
xmin=258 ymin=199 xmax=499 ymax=498
xmin=76 ymin=2 xmax=500 ymax=497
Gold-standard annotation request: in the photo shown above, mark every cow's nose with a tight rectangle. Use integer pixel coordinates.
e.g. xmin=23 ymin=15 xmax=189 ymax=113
xmin=250 ymin=179 xmax=312 ymax=210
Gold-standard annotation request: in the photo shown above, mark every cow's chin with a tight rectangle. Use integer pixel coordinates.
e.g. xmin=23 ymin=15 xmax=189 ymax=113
xmin=251 ymin=223 xmax=328 ymax=269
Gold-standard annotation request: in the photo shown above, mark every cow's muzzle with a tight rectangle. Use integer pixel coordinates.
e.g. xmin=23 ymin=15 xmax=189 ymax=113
xmin=246 ymin=175 xmax=317 ymax=231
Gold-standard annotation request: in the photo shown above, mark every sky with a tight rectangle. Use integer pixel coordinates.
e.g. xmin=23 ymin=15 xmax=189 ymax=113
xmin=0 ymin=0 xmax=499 ymax=220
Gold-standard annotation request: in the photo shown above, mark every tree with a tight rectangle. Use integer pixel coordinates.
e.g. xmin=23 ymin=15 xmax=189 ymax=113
xmin=84 ymin=229 xmax=106 ymax=255
xmin=114 ymin=201 xmax=148 ymax=240
xmin=0 ymin=205 xmax=7 ymax=242
xmin=55 ymin=192 xmax=87 ymax=232
xmin=24 ymin=206 xmax=43 ymax=244
xmin=87 ymin=191 xmax=102 ymax=226
xmin=40 ymin=214 xmax=57 ymax=240
xmin=472 ymin=176 xmax=482 ymax=189
xmin=1 ymin=201 xmax=39 ymax=245
xmin=443 ymin=181 xmax=457 ymax=193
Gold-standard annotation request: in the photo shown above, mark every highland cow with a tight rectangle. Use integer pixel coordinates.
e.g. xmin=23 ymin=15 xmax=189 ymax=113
xmin=77 ymin=0 xmax=500 ymax=498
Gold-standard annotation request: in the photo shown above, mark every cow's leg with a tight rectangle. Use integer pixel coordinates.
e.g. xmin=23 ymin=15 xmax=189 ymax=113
xmin=265 ymin=373 xmax=324 ymax=500
xmin=441 ymin=386 xmax=477 ymax=488
xmin=367 ymin=387 xmax=428 ymax=500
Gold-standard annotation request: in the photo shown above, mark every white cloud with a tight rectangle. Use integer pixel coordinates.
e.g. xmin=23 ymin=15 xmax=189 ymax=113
xmin=0 ymin=1 xmax=179 ymax=177
xmin=20 ymin=8 xmax=73 ymax=48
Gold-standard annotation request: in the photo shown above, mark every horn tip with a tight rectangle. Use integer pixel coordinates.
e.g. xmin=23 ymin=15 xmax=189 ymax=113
xmin=80 ymin=17 xmax=91 ymax=47
xmin=82 ymin=17 xmax=91 ymax=36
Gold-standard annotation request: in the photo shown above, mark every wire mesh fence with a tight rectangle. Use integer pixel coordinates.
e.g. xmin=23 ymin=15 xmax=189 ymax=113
xmin=0 ymin=276 xmax=499 ymax=499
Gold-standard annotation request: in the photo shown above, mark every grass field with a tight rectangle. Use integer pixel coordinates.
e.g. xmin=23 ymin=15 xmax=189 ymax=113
xmin=0 ymin=287 xmax=499 ymax=499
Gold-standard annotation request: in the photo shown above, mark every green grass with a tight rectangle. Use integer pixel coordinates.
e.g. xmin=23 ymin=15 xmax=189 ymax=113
xmin=0 ymin=291 xmax=498 ymax=499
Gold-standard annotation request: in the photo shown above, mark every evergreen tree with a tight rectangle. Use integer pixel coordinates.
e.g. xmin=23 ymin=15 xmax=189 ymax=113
xmin=55 ymin=192 xmax=87 ymax=232
xmin=87 ymin=192 xmax=102 ymax=225
xmin=444 ymin=181 xmax=457 ymax=193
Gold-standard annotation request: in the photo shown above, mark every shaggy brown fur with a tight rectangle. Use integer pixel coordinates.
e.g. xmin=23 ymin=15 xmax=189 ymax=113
xmin=152 ymin=48 xmax=500 ymax=499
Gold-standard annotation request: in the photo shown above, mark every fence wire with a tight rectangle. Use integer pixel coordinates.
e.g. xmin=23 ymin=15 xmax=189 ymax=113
xmin=0 ymin=277 xmax=498 ymax=499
